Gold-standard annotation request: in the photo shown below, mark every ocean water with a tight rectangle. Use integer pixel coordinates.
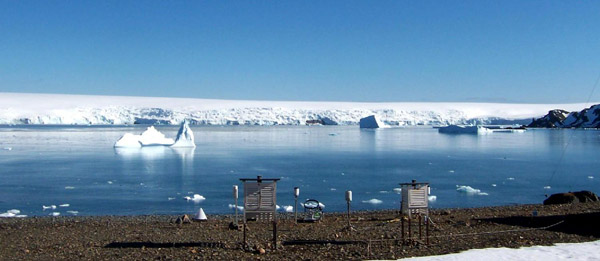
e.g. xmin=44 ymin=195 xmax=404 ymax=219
xmin=0 ymin=125 xmax=598 ymax=217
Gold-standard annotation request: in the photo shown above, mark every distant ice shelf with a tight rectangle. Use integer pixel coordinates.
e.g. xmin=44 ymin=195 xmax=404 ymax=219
xmin=0 ymin=92 xmax=595 ymax=126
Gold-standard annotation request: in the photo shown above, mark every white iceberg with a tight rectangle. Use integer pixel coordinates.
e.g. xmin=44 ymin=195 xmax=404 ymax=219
xmin=282 ymin=205 xmax=294 ymax=213
xmin=428 ymin=195 xmax=437 ymax=202
xmin=184 ymin=194 xmax=205 ymax=203
xmin=438 ymin=125 xmax=492 ymax=134
xmin=456 ymin=185 xmax=488 ymax=196
xmin=114 ymin=121 xmax=195 ymax=148
xmin=59 ymin=204 xmax=70 ymax=207
xmin=50 ymin=212 xmax=60 ymax=216
xmin=171 ymin=120 xmax=196 ymax=148
xmin=359 ymin=115 xmax=386 ymax=128
xmin=43 ymin=205 xmax=57 ymax=210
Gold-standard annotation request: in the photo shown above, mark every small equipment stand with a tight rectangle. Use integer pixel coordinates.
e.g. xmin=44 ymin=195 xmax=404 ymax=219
xmin=240 ymin=176 xmax=280 ymax=251
xmin=302 ymin=199 xmax=323 ymax=222
xmin=399 ymin=180 xmax=430 ymax=245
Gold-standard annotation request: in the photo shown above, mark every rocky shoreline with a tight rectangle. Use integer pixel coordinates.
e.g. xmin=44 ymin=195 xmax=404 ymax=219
xmin=1 ymin=202 xmax=599 ymax=260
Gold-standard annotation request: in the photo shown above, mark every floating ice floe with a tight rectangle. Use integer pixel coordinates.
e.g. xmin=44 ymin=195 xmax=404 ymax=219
xmin=114 ymin=121 xmax=195 ymax=148
xmin=184 ymin=194 xmax=205 ymax=203
xmin=544 ymin=186 xmax=551 ymax=189
xmin=107 ymin=181 xmax=113 ymax=184
xmin=50 ymin=212 xmax=60 ymax=216
xmin=491 ymin=184 xmax=497 ymax=187
xmin=167 ymin=197 xmax=176 ymax=201
xmin=448 ymin=170 xmax=455 ymax=173
xmin=0 ymin=209 xmax=27 ymax=218
xmin=3 ymin=147 xmax=12 ymax=151
xmin=588 ymin=176 xmax=594 ymax=179
xmin=456 ymin=185 xmax=488 ymax=196
xmin=43 ymin=205 xmax=57 ymax=210
xmin=59 ymin=204 xmax=70 ymax=207
xmin=282 ymin=205 xmax=294 ymax=213
xmin=67 ymin=211 xmax=79 ymax=215
xmin=393 ymin=188 xmax=402 ymax=194
xmin=428 ymin=195 xmax=437 ymax=202
xmin=507 ymin=177 xmax=515 ymax=181
xmin=362 ymin=199 xmax=383 ymax=204
xmin=64 ymin=186 xmax=75 ymax=189
xmin=330 ymin=188 xmax=337 ymax=191
xmin=228 ymin=204 xmax=244 ymax=211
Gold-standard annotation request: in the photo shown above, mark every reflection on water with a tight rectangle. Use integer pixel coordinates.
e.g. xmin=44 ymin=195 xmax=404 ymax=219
xmin=115 ymin=146 xmax=195 ymax=161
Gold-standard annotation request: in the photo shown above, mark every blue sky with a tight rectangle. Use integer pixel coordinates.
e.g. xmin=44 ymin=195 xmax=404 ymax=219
xmin=1 ymin=1 xmax=599 ymax=103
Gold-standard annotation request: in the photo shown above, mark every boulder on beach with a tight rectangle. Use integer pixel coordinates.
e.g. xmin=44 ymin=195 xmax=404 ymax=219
xmin=543 ymin=190 xmax=599 ymax=205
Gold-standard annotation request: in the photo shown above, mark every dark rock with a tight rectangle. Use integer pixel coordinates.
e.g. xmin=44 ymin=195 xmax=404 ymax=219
xmin=544 ymin=191 xmax=599 ymax=205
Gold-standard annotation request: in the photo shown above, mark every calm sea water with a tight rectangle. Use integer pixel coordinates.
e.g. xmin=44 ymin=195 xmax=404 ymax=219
xmin=0 ymin=125 xmax=599 ymax=217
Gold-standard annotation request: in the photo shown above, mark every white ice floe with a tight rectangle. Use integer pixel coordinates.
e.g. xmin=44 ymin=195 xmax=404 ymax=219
xmin=7 ymin=209 xmax=20 ymax=214
xmin=228 ymin=204 xmax=244 ymax=211
xmin=0 ymin=209 xmax=25 ymax=218
xmin=107 ymin=181 xmax=113 ymax=184
xmin=507 ymin=177 xmax=515 ymax=180
xmin=167 ymin=197 xmax=176 ymax=201
xmin=379 ymin=191 xmax=390 ymax=194
xmin=428 ymin=195 xmax=437 ymax=202
xmin=59 ymin=204 xmax=70 ymax=207
xmin=588 ymin=176 xmax=594 ymax=179
xmin=491 ymin=184 xmax=497 ymax=187
xmin=543 ymin=186 xmax=551 ymax=189
xmin=438 ymin=125 xmax=492 ymax=134
xmin=282 ymin=205 xmax=294 ymax=213
xmin=50 ymin=212 xmax=60 ymax=216
xmin=184 ymin=194 xmax=206 ymax=203
xmin=3 ymin=147 xmax=12 ymax=151
xmin=402 ymin=240 xmax=600 ymax=261
xmin=330 ymin=188 xmax=337 ymax=191
xmin=362 ymin=199 xmax=383 ymax=204
xmin=393 ymin=188 xmax=402 ymax=194
xmin=456 ymin=185 xmax=488 ymax=196
xmin=67 ymin=211 xmax=79 ymax=215
xmin=448 ymin=170 xmax=455 ymax=173
xmin=64 ymin=186 xmax=75 ymax=189
xmin=43 ymin=205 xmax=57 ymax=210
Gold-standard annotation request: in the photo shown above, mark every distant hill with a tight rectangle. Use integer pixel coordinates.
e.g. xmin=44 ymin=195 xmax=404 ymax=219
xmin=528 ymin=104 xmax=600 ymax=128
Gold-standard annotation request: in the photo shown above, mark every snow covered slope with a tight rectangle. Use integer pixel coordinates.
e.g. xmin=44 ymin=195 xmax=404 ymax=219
xmin=528 ymin=104 xmax=600 ymax=128
xmin=0 ymin=93 xmax=594 ymax=126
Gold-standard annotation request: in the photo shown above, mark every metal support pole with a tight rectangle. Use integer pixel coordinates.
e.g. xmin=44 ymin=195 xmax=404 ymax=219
xmin=273 ymin=220 xmax=277 ymax=250
xmin=347 ymin=201 xmax=351 ymax=227
xmin=401 ymin=218 xmax=405 ymax=242
xmin=294 ymin=187 xmax=299 ymax=223
xmin=408 ymin=218 xmax=411 ymax=242
xmin=233 ymin=185 xmax=239 ymax=226
xmin=243 ymin=223 xmax=247 ymax=250
xmin=426 ymin=216 xmax=429 ymax=245
xmin=419 ymin=215 xmax=422 ymax=240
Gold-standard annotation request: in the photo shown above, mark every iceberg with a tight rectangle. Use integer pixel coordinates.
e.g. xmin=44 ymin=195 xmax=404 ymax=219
xmin=438 ymin=125 xmax=492 ymax=134
xmin=456 ymin=185 xmax=488 ymax=196
xmin=359 ymin=115 xmax=386 ymax=128
xmin=362 ymin=198 xmax=383 ymax=204
xmin=171 ymin=120 xmax=196 ymax=148
xmin=114 ymin=121 xmax=195 ymax=148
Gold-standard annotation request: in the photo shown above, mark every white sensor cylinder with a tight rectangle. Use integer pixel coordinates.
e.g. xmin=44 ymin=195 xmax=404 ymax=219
xmin=346 ymin=190 xmax=352 ymax=202
xmin=233 ymin=185 xmax=238 ymax=199
xmin=294 ymin=187 xmax=300 ymax=197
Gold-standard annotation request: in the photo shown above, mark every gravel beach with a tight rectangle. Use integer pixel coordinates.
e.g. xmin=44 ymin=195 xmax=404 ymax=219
xmin=1 ymin=202 xmax=599 ymax=260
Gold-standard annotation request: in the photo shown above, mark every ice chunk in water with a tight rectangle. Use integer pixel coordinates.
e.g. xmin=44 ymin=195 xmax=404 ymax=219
xmin=456 ymin=185 xmax=488 ymax=196
xmin=184 ymin=194 xmax=205 ymax=203
xmin=362 ymin=199 xmax=383 ymax=204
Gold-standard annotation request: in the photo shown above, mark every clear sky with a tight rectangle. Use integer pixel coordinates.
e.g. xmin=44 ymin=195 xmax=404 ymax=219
xmin=1 ymin=1 xmax=599 ymax=103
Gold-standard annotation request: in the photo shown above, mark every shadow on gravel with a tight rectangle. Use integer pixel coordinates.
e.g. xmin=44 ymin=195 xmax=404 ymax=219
xmin=105 ymin=242 xmax=224 ymax=248
xmin=480 ymin=212 xmax=600 ymax=237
